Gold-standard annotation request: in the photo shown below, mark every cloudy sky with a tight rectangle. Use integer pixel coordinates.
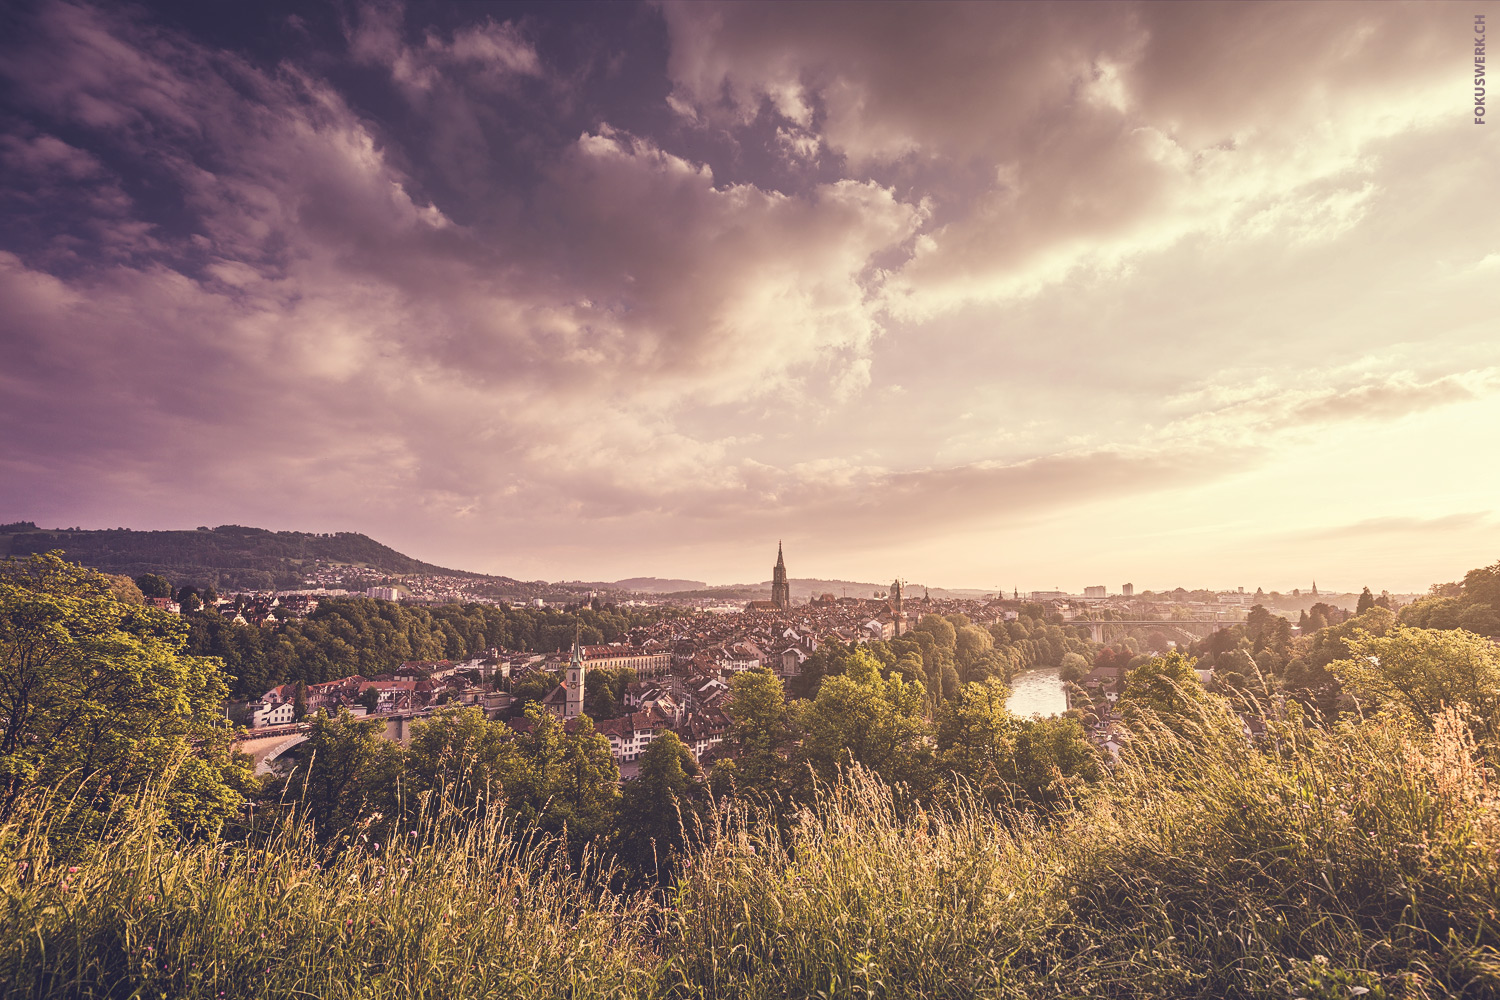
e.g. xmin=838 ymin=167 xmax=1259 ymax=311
xmin=2 ymin=1 xmax=1497 ymax=592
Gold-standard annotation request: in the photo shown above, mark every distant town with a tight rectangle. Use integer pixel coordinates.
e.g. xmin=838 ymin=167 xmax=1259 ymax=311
xmin=208 ymin=542 xmax=1412 ymax=777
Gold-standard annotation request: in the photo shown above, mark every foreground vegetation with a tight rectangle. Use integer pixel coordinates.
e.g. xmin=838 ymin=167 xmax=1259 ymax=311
xmin=5 ymin=552 xmax=1500 ymax=997
xmin=3 ymin=702 xmax=1497 ymax=999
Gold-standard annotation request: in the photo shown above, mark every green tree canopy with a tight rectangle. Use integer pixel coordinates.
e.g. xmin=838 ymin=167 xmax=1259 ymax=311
xmin=935 ymin=678 xmax=1100 ymax=810
xmin=279 ymin=708 xmax=403 ymax=839
xmin=793 ymin=648 xmax=930 ymax=791
xmin=404 ymin=705 xmax=524 ymax=811
xmin=0 ymin=552 xmax=250 ymax=835
xmin=1120 ymin=650 xmax=1213 ymax=728
xmin=134 ymin=572 xmax=173 ymax=598
xmin=1329 ymin=625 xmax=1500 ymax=728
xmin=509 ymin=705 xmax=620 ymax=848
xmin=615 ymin=730 xmax=705 ymax=884
xmin=722 ymin=669 xmax=792 ymax=794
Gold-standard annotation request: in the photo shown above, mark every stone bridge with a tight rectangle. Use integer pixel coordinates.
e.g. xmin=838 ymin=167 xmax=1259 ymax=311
xmin=233 ymin=724 xmax=314 ymax=776
xmin=232 ymin=712 xmax=433 ymax=776
xmin=1067 ymin=618 xmax=1237 ymax=644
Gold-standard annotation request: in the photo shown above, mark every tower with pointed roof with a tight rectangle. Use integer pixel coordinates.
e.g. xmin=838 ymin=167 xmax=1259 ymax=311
xmin=566 ymin=627 xmax=585 ymax=719
xmin=771 ymin=542 xmax=790 ymax=610
xmin=891 ymin=578 xmax=904 ymax=636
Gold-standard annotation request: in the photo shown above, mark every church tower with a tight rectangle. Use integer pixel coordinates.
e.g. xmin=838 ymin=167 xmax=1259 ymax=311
xmin=771 ymin=542 xmax=790 ymax=609
xmin=891 ymin=578 xmax=904 ymax=636
xmin=565 ymin=629 xmax=585 ymax=719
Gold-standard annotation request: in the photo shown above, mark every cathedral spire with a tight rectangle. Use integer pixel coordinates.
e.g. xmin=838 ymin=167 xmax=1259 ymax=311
xmin=771 ymin=541 xmax=790 ymax=609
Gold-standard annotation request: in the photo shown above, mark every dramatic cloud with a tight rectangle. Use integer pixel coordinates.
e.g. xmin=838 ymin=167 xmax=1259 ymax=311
xmin=1 ymin=1 xmax=1496 ymax=590
xmin=662 ymin=2 xmax=1454 ymax=318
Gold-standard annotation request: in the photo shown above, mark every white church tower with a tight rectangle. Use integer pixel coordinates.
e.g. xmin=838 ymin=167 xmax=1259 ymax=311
xmin=565 ymin=631 xmax=586 ymax=719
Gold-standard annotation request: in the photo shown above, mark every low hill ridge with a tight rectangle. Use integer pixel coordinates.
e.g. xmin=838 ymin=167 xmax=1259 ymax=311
xmin=0 ymin=522 xmax=502 ymax=591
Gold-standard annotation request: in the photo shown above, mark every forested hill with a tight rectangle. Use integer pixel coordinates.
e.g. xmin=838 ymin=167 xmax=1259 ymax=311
xmin=0 ymin=522 xmax=499 ymax=591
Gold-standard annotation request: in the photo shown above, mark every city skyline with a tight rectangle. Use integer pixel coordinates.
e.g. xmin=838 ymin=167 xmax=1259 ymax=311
xmin=2 ymin=2 xmax=1497 ymax=593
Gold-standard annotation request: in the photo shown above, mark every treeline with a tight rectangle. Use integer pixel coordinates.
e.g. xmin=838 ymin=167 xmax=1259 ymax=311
xmin=793 ymin=609 xmax=1095 ymax=705
xmin=1171 ymin=564 xmax=1500 ymax=717
xmin=1 ymin=524 xmax=484 ymax=591
xmin=1399 ymin=559 xmax=1500 ymax=635
xmin=185 ymin=597 xmax=679 ymax=700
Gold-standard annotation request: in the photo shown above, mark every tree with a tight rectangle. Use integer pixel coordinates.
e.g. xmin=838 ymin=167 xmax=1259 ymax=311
xmin=510 ymin=671 xmax=560 ymax=713
xmin=509 ymin=705 xmax=620 ymax=848
xmin=1357 ymin=587 xmax=1375 ymax=614
xmin=935 ymin=678 xmax=1100 ymax=810
xmin=404 ymin=706 xmax=523 ymax=811
xmin=723 ymin=669 xmax=792 ymax=793
xmin=793 ymin=649 xmax=930 ymax=791
xmin=1120 ymin=650 xmax=1211 ymax=726
xmin=1463 ymin=560 xmax=1500 ymax=611
xmin=294 ymin=680 xmax=308 ymax=721
xmin=0 ymin=553 xmax=250 ymax=834
xmin=954 ymin=624 xmax=993 ymax=681
xmin=134 ymin=572 xmax=173 ymax=599
xmin=585 ymin=666 xmax=633 ymax=719
xmin=1005 ymin=714 xmax=1102 ymax=808
xmin=104 ymin=574 xmax=145 ymax=605
xmin=279 ymin=707 xmax=402 ymax=838
xmin=615 ymin=730 xmax=705 ymax=883
xmin=1329 ymin=626 xmax=1500 ymax=728
xmin=934 ymin=678 xmax=1015 ymax=806
xmin=359 ymin=685 xmax=381 ymax=714
xmin=1059 ymin=652 xmax=1090 ymax=682
xmin=176 ymin=585 xmax=203 ymax=613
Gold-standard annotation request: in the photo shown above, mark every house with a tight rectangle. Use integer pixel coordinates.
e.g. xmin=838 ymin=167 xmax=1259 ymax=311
xmin=1082 ymin=665 xmax=1122 ymax=703
xmin=540 ymin=683 xmax=570 ymax=717
xmin=399 ymin=659 xmax=456 ymax=679
xmin=720 ymin=643 xmax=763 ymax=674
xmin=687 ymin=676 xmax=731 ymax=712
xmin=356 ymin=679 xmax=420 ymax=713
xmin=676 ymin=709 xmax=730 ymax=760
xmin=776 ymin=646 xmax=807 ymax=679
xmin=246 ymin=683 xmax=298 ymax=727
xmin=594 ymin=707 xmax=675 ymax=762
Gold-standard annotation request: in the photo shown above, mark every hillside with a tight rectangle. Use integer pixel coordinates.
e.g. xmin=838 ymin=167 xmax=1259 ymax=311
xmin=0 ymin=522 xmax=497 ymax=592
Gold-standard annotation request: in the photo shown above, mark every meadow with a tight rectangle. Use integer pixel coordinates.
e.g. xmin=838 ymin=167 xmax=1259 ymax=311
xmin=3 ymin=706 xmax=1496 ymax=999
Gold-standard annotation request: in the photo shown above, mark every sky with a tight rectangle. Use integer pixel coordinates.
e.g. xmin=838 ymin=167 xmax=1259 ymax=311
xmin=2 ymin=1 xmax=1498 ymax=593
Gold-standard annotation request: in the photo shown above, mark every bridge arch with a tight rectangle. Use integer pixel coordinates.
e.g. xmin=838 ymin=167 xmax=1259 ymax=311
xmin=244 ymin=734 xmax=311 ymax=776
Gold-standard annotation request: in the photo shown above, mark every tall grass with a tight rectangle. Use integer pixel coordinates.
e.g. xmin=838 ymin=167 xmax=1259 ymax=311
xmin=663 ymin=709 xmax=1500 ymax=999
xmin=0 ymin=780 xmax=659 ymax=999
xmin=3 ymin=710 xmax=1497 ymax=999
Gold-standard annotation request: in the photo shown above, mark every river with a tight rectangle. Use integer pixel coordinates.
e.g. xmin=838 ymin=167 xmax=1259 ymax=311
xmin=1006 ymin=666 xmax=1067 ymax=718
